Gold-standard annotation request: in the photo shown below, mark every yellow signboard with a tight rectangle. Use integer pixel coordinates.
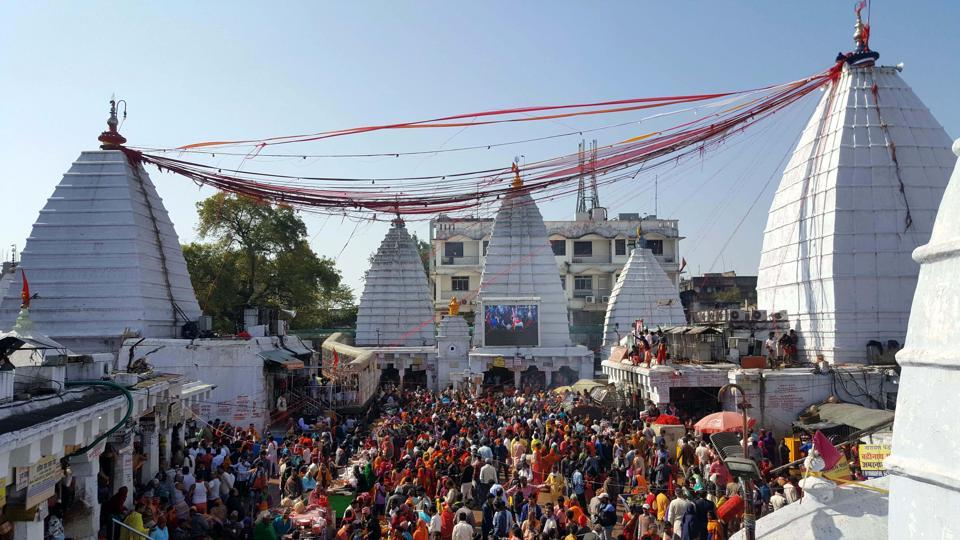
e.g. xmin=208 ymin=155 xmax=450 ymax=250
xmin=491 ymin=356 xmax=506 ymax=368
xmin=859 ymin=444 xmax=892 ymax=473
xmin=0 ymin=477 xmax=7 ymax=508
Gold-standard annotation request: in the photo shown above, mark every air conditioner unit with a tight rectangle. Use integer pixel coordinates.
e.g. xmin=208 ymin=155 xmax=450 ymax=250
xmin=771 ymin=310 xmax=787 ymax=321
xmin=442 ymin=257 xmax=455 ymax=265
xmin=197 ymin=315 xmax=213 ymax=332
xmin=750 ymin=309 xmax=767 ymax=321
xmin=601 ymin=296 xmax=610 ymax=303
xmin=728 ymin=309 xmax=743 ymax=321
xmin=585 ymin=296 xmax=595 ymax=304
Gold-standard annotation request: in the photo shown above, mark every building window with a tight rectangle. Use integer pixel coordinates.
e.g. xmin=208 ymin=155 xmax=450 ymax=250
xmin=574 ymin=275 xmax=592 ymax=291
xmin=573 ymin=241 xmax=593 ymax=256
xmin=615 ymin=239 xmax=627 ymax=256
xmin=482 ymin=240 xmax=489 ymax=256
xmin=451 ymin=276 xmax=470 ymax=291
xmin=444 ymin=242 xmax=464 ymax=258
xmin=647 ymin=239 xmax=663 ymax=255
xmin=551 ymin=240 xmax=566 ymax=256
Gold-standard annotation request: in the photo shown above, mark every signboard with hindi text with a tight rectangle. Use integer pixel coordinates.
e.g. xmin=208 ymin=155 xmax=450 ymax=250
xmin=858 ymin=444 xmax=892 ymax=478
xmin=26 ymin=456 xmax=62 ymax=509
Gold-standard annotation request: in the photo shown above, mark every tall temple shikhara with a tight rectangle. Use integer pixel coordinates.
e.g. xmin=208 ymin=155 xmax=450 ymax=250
xmin=601 ymin=247 xmax=685 ymax=352
xmin=755 ymin=16 xmax=955 ymax=364
xmin=0 ymin=101 xmax=201 ymax=353
xmin=354 ymin=217 xmax=436 ymax=347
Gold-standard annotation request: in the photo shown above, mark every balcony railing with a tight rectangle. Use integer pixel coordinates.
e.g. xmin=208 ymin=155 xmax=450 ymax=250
xmin=570 ymin=255 xmax=612 ymax=264
xmin=572 ymin=288 xmax=612 ymax=300
xmin=439 ymin=256 xmax=481 ymax=266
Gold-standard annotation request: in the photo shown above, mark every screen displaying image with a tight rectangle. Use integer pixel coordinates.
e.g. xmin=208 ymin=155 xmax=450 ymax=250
xmin=484 ymin=304 xmax=539 ymax=346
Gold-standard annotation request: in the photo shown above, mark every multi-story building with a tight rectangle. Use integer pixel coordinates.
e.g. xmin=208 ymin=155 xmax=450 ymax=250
xmin=428 ymin=210 xmax=682 ymax=354
xmin=679 ymin=272 xmax=758 ymax=322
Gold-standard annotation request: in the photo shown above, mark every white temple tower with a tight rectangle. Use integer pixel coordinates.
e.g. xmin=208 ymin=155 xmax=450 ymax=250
xmin=354 ymin=218 xmax=436 ymax=347
xmin=755 ymin=46 xmax=954 ymax=363
xmin=476 ymin=187 xmax=571 ymax=347
xmin=602 ymin=248 xmax=686 ymax=351
xmin=470 ymin=170 xmax=593 ymax=387
xmin=0 ymin=103 xmax=201 ymax=353
xmin=887 ymin=138 xmax=960 ymax=537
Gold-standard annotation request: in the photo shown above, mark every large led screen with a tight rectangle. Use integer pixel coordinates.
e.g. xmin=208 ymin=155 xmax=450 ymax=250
xmin=483 ymin=304 xmax=539 ymax=347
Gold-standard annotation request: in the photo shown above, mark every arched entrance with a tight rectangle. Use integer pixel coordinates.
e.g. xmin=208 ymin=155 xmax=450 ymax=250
xmin=483 ymin=366 xmax=513 ymax=388
xmin=403 ymin=369 xmax=428 ymax=388
xmin=555 ymin=366 xmax=578 ymax=387
xmin=381 ymin=365 xmax=400 ymax=386
xmin=520 ymin=365 xmax=546 ymax=391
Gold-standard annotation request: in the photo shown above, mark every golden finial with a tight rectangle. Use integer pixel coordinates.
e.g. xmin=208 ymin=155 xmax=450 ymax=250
xmin=511 ymin=161 xmax=523 ymax=189
xmin=98 ymin=96 xmax=127 ymax=149
xmin=448 ymin=297 xmax=460 ymax=316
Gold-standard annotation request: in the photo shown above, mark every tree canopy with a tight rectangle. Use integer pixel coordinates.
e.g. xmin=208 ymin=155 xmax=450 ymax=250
xmin=184 ymin=192 xmax=355 ymax=333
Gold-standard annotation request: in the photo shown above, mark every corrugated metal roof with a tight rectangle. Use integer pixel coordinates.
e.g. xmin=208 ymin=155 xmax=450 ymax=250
xmin=258 ymin=349 xmax=305 ymax=370
xmin=817 ymin=403 xmax=894 ymax=431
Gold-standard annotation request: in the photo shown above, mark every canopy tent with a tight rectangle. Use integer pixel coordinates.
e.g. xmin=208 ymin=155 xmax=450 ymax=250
xmin=695 ymin=411 xmax=756 ymax=434
xmin=258 ymin=349 xmax=305 ymax=371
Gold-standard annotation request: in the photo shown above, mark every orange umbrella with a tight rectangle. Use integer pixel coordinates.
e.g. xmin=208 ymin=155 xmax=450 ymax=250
xmin=694 ymin=411 xmax=756 ymax=434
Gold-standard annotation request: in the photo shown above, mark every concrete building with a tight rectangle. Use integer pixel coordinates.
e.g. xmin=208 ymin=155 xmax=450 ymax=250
xmin=117 ymin=334 xmax=315 ymax=430
xmin=0 ymin=142 xmax=201 ymax=354
xmin=601 ymin=248 xmax=686 ymax=353
xmin=0 ymin=321 xmax=213 ymax=539
xmin=887 ymin=137 xmax=960 ymax=537
xmin=429 ymin=212 xmax=681 ymax=353
xmin=602 ymin=359 xmax=897 ymax=436
xmin=679 ymin=272 xmax=758 ymax=322
xmin=756 ymin=55 xmax=954 ymax=364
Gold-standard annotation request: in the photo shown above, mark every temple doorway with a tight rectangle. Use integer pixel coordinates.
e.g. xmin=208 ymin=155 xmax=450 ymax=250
xmin=381 ymin=365 xmax=400 ymax=386
xmin=520 ymin=365 xmax=546 ymax=391
xmin=555 ymin=366 xmax=579 ymax=387
xmin=483 ymin=366 xmax=513 ymax=387
xmin=403 ymin=369 xmax=428 ymax=388
xmin=668 ymin=386 xmax=722 ymax=422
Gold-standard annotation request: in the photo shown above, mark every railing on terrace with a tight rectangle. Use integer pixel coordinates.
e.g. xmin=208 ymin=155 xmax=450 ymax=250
xmin=570 ymin=255 xmax=613 ymax=264
xmin=572 ymin=288 xmax=612 ymax=300
xmin=439 ymin=256 xmax=482 ymax=266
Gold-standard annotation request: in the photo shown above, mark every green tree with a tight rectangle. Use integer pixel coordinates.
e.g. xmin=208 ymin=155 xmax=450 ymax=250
xmin=186 ymin=193 xmax=354 ymax=332
xmin=410 ymin=232 xmax=432 ymax=273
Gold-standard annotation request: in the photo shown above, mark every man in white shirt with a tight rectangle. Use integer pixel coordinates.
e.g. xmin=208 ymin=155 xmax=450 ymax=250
xmin=666 ymin=490 xmax=694 ymax=539
xmin=429 ymin=508 xmax=442 ymax=537
xmin=452 ymin=513 xmax=473 ymax=540
xmin=219 ymin=468 xmax=235 ymax=501
xmin=783 ymin=480 xmax=799 ymax=504
xmin=181 ymin=466 xmax=196 ymax=492
xmin=764 ymin=332 xmax=778 ymax=369
xmin=478 ymin=458 xmax=498 ymax=504
xmin=770 ymin=488 xmax=788 ymax=512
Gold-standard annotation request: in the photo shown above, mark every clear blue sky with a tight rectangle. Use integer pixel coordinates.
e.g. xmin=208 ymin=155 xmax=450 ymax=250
xmin=2 ymin=1 xmax=958 ymax=297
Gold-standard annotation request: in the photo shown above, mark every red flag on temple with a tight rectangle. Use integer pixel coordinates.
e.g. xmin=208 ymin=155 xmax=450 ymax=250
xmin=20 ymin=269 xmax=30 ymax=308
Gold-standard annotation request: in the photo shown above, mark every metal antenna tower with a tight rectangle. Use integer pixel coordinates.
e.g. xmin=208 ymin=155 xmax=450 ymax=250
xmin=575 ymin=140 xmax=587 ymax=216
xmin=589 ymin=139 xmax=599 ymax=209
